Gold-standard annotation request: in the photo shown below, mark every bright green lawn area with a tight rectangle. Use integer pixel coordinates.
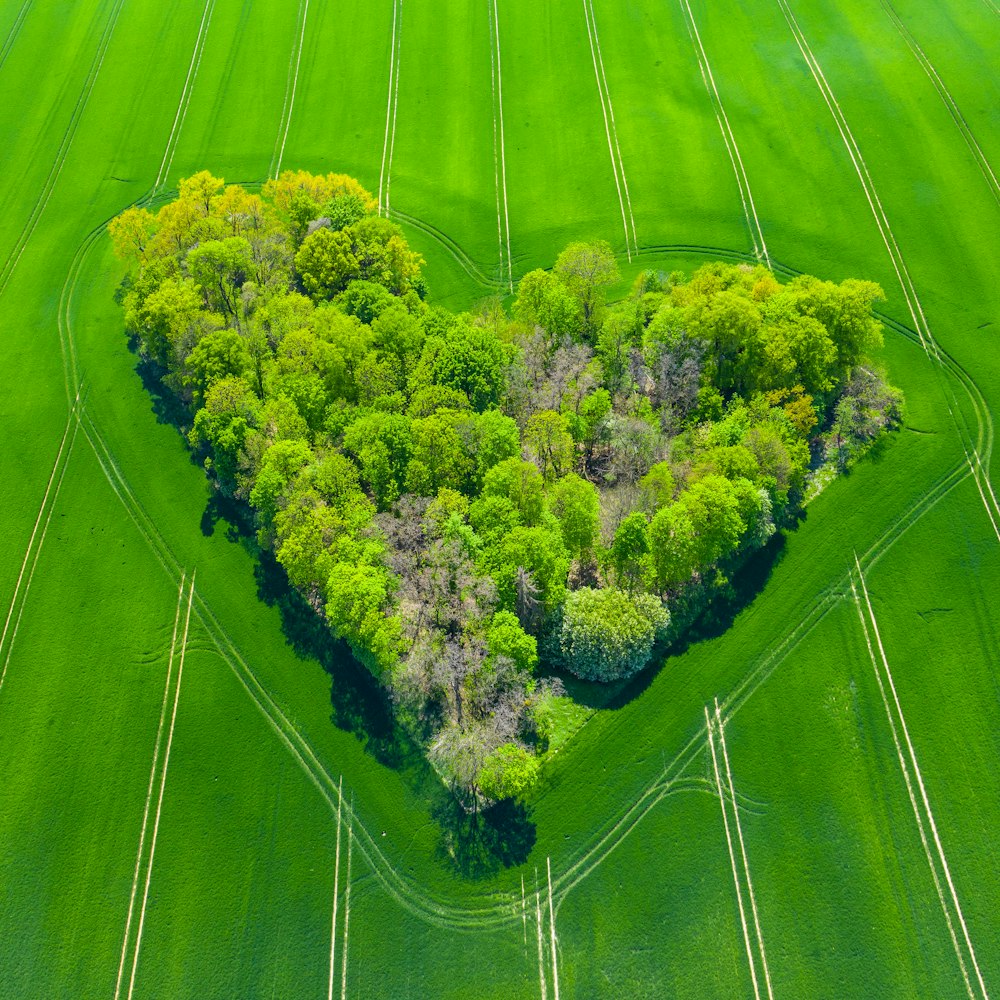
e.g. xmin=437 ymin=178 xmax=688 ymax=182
xmin=1 ymin=0 xmax=999 ymax=995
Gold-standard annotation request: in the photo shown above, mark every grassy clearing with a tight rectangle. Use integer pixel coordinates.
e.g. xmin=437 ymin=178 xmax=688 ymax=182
xmin=0 ymin=0 xmax=998 ymax=995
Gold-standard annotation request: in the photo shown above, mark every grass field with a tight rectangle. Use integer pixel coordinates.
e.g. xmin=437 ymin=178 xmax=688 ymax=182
xmin=1 ymin=0 xmax=998 ymax=996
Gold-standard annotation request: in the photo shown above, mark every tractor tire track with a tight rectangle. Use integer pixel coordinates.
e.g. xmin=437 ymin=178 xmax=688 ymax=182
xmin=0 ymin=0 xmax=126 ymax=300
xmin=678 ymin=0 xmax=769 ymax=265
xmin=113 ymin=574 xmax=186 ymax=1000
xmin=773 ymin=0 xmax=1000 ymax=538
xmin=487 ymin=0 xmax=513 ymax=291
xmin=126 ymin=572 xmax=195 ymax=1000
xmin=150 ymin=0 xmax=216 ymax=198
xmin=581 ymin=0 xmax=637 ymax=260
xmin=378 ymin=0 xmax=403 ymax=216
xmin=880 ymin=0 xmax=999 ymax=208
xmin=852 ymin=564 xmax=989 ymax=999
xmin=269 ymin=0 xmax=311 ymax=179
xmin=0 ymin=0 xmax=31 ymax=73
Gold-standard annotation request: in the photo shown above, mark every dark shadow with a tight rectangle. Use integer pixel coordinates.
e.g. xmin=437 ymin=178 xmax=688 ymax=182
xmin=253 ymin=550 xmax=420 ymax=772
xmin=200 ymin=490 xmax=249 ymax=542
xmin=432 ymin=795 xmax=536 ymax=879
xmin=539 ymin=528 xmax=790 ymax=712
xmin=682 ymin=529 xmax=789 ymax=647
xmin=134 ymin=355 xmax=191 ymax=432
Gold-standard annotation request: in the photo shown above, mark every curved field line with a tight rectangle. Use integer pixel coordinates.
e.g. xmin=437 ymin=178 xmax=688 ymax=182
xmin=773 ymin=0 xmax=1000 ymax=536
xmin=706 ymin=708 xmax=762 ymax=1000
xmin=151 ymin=0 xmax=216 ymax=196
xmin=76 ymin=396 xmax=545 ymax=930
xmin=113 ymin=574 xmax=185 ymax=1000
xmin=881 ymin=1 xmax=999 ymax=207
xmin=389 ymin=207 xmax=501 ymax=289
xmin=0 ymin=0 xmax=31 ymax=72
xmin=126 ymin=573 xmax=195 ymax=1000
xmin=677 ymin=0 xmax=769 ymax=265
xmin=553 ymin=439 xmax=974 ymax=904
xmin=75 ymin=410 xmax=515 ymax=930
xmin=62 ymin=221 xmax=995 ymax=933
xmin=851 ymin=570 xmax=984 ymax=1000
xmin=0 ymin=0 xmax=126 ymax=300
xmin=581 ymin=0 xmax=634 ymax=261
xmin=75 ymin=222 xmax=986 ymax=925
xmin=270 ymin=0 xmax=310 ymax=179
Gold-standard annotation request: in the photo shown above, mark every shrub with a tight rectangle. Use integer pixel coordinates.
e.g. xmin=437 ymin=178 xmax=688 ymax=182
xmin=559 ymin=587 xmax=669 ymax=682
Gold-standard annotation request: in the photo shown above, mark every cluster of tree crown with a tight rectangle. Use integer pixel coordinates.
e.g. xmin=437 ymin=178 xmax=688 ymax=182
xmin=110 ymin=170 xmax=901 ymax=804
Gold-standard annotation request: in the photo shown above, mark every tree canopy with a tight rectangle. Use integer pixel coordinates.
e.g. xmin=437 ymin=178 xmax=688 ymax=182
xmin=112 ymin=171 xmax=901 ymax=805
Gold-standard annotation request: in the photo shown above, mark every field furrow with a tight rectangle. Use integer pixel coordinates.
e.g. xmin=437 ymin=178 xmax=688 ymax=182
xmin=1 ymin=0 xmax=998 ymax=994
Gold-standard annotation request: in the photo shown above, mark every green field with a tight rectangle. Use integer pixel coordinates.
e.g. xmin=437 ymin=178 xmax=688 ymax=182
xmin=1 ymin=0 xmax=998 ymax=996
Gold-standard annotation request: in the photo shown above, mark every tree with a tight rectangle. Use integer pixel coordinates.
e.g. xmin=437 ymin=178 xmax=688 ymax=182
xmin=249 ymin=438 xmax=314 ymax=531
xmin=638 ymin=461 xmax=675 ymax=514
xmin=325 ymin=562 xmax=401 ymax=676
xmin=478 ymin=743 xmax=540 ymax=801
xmin=188 ymin=376 xmax=261 ymax=492
xmin=489 ymin=524 xmax=570 ymax=621
xmin=462 ymin=409 xmax=521 ymax=489
xmin=549 ymin=473 xmax=600 ymax=559
xmin=182 ymin=329 xmax=251 ymax=406
xmin=410 ymin=413 xmax=471 ymax=494
xmin=186 ymin=237 xmax=253 ymax=320
xmin=424 ymin=323 xmax=506 ymax=412
xmin=135 ymin=277 xmax=209 ymax=368
xmin=524 ymin=410 xmax=575 ymax=480
xmin=596 ymin=304 xmax=640 ymax=393
xmin=513 ymin=269 xmax=581 ymax=340
xmin=558 ymin=587 xmax=668 ymax=681
xmin=482 ymin=458 xmax=546 ymax=526
xmin=648 ymin=503 xmax=698 ymax=590
xmin=608 ymin=511 xmax=651 ymax=591
xmin=554 ymin=240 xmax=619 ymax=337
xmin=675 ymin=474 xmax=748 ymax=568
xmin=108 ymin=206 xmax=155 ymax=262
xmin=486 ymin=610 xmax=538 ymax=674
xmin=295 ymin=227 xmax=357 ymax=299
xmin=429 ymin=721 xmax=498 ymax=804
xmin=179 ymin=169 xmax=225 ymax=215
xmin=567 ymin=388 xmax=612 ymax=468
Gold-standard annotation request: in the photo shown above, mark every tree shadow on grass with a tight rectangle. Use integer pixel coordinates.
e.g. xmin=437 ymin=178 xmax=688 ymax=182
xmin=432 ymin=795 xmax=536 ymax=880
xmin=202 ymin=494 xmax=534 ymax=880
xmin=544 ymin=528 xmax=790 ymax=712
xmin=253 ymin=548 xmax=418 ymax=772
xmin=133 ymin=353 xmax=191 ymax=433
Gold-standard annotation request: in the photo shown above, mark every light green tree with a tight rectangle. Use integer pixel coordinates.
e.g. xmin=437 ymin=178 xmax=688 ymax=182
xmin=478 ymin=743 xmax=540 ymax=801
xmin=558 ymin=587 xmax=668 ymax=681
xmin=524 ymin=410 xmax=575 ymax=481
xmin=549 ymin=472 xmax=600 ymax=559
